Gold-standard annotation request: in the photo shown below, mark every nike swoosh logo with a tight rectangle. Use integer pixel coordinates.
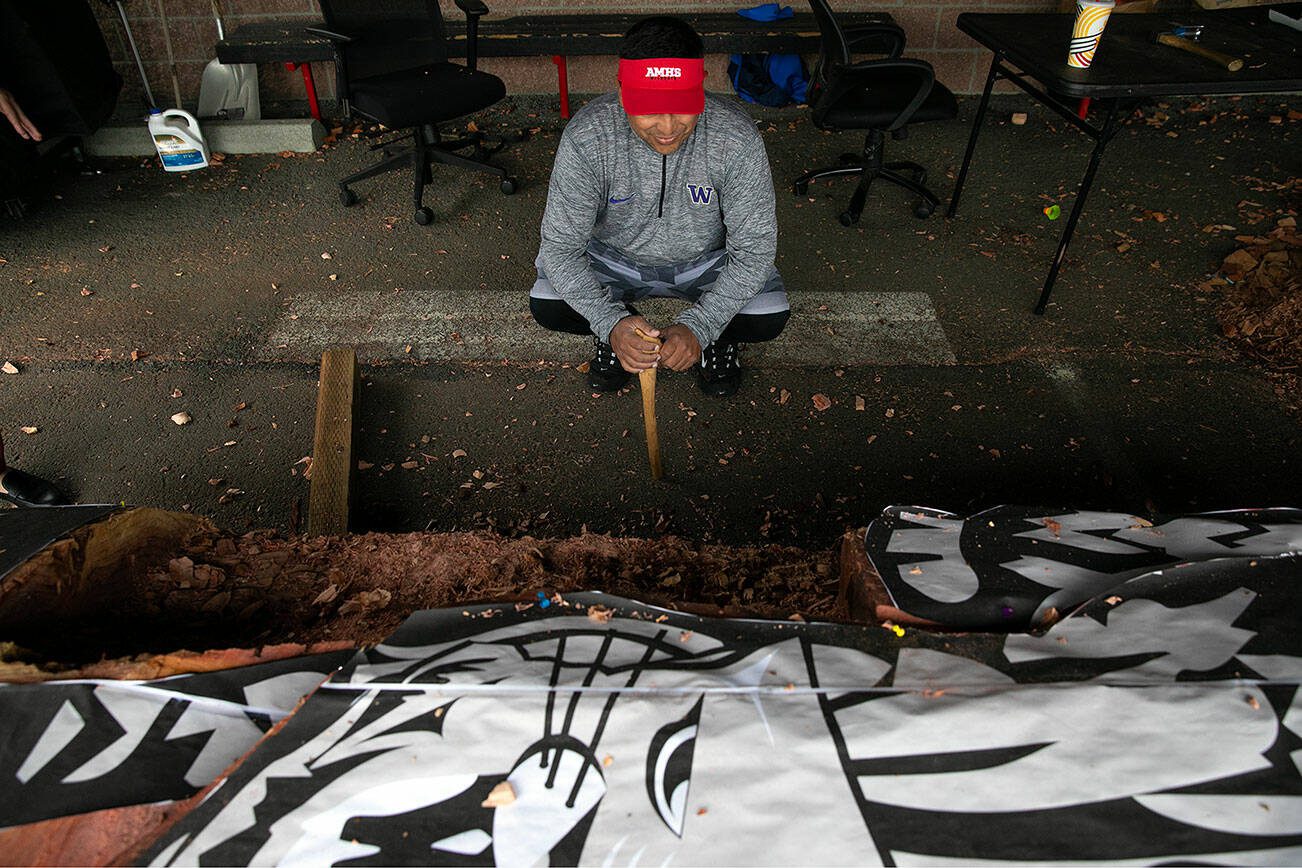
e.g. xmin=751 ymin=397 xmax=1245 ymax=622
xmin=608 ymin=195 xmax=634 ymax=204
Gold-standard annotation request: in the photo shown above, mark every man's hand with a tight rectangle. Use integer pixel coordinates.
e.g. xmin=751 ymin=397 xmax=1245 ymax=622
xmin=658 ymin=324 xmax=701 ymax=372
xmin=610 ymin=315 xmax=661 ymax=373
xmin=0 ymin=89 xmax=41 ymax=142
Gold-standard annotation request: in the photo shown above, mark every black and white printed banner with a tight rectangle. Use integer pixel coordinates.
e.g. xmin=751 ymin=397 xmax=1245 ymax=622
xmin=144 ymin=551 xmax=1302 ymax=865
xmin=867 ymin=506 xmax=1302 ymax=631
xmin=0 ymin=651 xmax=352 ymax=826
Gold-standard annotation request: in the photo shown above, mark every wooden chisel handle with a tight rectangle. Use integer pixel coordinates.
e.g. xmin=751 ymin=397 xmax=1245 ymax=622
xmin=1156 ymin=33 xmax=1243 ymax=72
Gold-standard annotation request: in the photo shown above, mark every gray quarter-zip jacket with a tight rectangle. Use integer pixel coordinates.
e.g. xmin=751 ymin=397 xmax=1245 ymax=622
xmin=537 ymin=92 xmax=778 ymax=347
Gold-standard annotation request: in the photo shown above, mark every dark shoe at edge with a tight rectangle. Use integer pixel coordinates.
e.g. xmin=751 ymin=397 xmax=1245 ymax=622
xmin=587 ymin=337 xmax=631 ymax=392
xmin=0 ymin=467 xmax=69 ymax=507
xmin=697 ymin=340 xmax=741 ymax=397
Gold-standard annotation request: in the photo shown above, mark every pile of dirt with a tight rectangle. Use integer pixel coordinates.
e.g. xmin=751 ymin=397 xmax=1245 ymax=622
xmin=0 ymin=510 xmax=842 ymax=664
xmin=1203 ymin=216 xmax=1301 ymax=373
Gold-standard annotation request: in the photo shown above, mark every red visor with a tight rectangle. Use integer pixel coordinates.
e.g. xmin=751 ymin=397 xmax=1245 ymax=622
xmin=618 ymin=58 xmax=706 ymax=115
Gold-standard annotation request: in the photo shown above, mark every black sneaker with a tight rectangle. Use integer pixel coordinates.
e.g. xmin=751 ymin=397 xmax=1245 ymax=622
xmin=587 ymin=337 xmax=631 ymax=392
xmin=697 ymin=341 xmax=741 ymax=397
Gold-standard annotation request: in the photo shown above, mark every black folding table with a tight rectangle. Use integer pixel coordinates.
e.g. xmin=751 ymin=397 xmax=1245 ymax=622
xmin=947 ymin=7 xmax=1302 ymax=314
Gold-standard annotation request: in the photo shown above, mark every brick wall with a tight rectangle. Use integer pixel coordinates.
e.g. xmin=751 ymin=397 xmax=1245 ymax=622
xmin=92 ymin=0 xmax=1060 ymax=115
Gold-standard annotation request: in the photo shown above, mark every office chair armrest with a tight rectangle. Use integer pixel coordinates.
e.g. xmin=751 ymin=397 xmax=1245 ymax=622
xmin=454 ymin=0 xmax=489 ymax=16
xmin=820 ymin=58 xmax=935 ymax=133
xmin=452 ymin=0 xmax=489 ymax=71
xmin=843 ymin=22 xmax=905 ymax=58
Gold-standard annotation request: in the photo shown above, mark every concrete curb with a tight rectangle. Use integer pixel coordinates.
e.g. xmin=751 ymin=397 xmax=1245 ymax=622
xmin=85 ymin=118 xmax=326 ymax=157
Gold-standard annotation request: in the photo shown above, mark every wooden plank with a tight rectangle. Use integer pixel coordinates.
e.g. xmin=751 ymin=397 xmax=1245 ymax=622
xmin=308 ymin=347 xmax=358 ymax=537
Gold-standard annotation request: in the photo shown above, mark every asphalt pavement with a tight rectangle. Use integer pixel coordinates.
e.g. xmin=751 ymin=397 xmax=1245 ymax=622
xmin=1 ymin=94 xmax=1297 ymax=546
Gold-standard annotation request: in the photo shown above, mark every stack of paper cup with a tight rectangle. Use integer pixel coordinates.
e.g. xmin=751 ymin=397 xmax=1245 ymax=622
xmin=1068 ymin=0 xmax=1115 ymax=68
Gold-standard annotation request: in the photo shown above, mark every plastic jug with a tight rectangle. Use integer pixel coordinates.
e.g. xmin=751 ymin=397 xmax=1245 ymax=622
xmin=148 ymin=108 xmax=210 ymax=172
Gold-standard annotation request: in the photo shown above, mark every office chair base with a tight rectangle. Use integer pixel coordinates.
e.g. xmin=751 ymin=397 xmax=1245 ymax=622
xmin=796 ymin=160 xmax=940 ymax=224
xmin=336 ymin=123 xmax=517 ymax=224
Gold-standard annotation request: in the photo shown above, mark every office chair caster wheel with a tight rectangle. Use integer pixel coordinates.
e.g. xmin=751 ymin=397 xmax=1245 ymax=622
xmin=340 ymin=187 xmax=358 ymax=207
xmin=838 ymin=210 xmax=859 ymax=227
xmin=414 ymin=207 xmax=434 ymax=225
xmin=793 ymin=181 xmax=808 ymax=195
xmin=500 ymin=177 xmax=518 ymax=195
xmin=914 ymin=200 xmax=936 ymax=219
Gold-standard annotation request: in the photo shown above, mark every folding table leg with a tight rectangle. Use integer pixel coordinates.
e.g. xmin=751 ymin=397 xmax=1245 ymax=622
xmin=551 ymin=55 xmax=571 ymax=119
xmin=946 ymin=52 xmax=1001 ymax=219
xmin=1034 ymin=98 xmax=1120 ymax=314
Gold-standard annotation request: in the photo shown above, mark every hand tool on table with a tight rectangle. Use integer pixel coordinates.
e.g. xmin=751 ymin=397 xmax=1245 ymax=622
xmin=1152 ymin=27 xmax=1244 ymax=72
xmin=634 ymin=328 xmax=663 ymax=481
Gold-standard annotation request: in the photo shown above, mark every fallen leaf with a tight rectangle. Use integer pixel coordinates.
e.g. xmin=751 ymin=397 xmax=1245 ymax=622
xmin=779 ymin=388 xmax=791 ymax=405
xmin=80 ymin=288 xmax=94 ymax=297
xmin=20 ymin=426 xmax=38 ymax=435
xmin=131 ymin=349 xmax=149 ymax=362
xmin=171 ymin=411 xmax=192 ymax=425
xmin=321 ymin=252 xmax=332 ymax=260
xmin=357 ymin=460 xmax=374 ymax=470
xmin=170 ymin=388 xmax=183 ymax=398
xmin=482 ymin=481 xmax=501 ymax=489
xmin=452 ymin=449 xmax=468 ymax=458
xmin=1043 ymin=516 xmax=1062 ymax=537
xmin=812 ymin=393 xmax=832 ymax=411
xmin=854 ymin=395 xmax=865 ymax=411
xmin=401 ymin=460 xmax=419 ymax=470
xmin=1 ymin=362 xmax=18 ymax=375
xmin=232 ymin=401 xmax=248 ymax=412
xmin=587 ymin=604 xmax=615 ymax=623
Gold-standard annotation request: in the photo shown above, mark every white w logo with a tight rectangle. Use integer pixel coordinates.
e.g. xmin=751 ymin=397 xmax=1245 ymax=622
xmin=686 ymin=184 xmax=714 ymax=205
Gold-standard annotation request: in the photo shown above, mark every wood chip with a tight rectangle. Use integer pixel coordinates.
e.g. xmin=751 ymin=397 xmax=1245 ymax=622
xmin=1010 ymin=111 xmax=1028 ymax=125
xmin=20 ymin=426 xmax=38 ymax=435
xmin=1 ymin=362 xmax=18 ymax=375
xmin=312 ymin=584 xmax=339 ymax=606
xmin=812 ymin=393 xmax=832 ymax=411
xmin=481 ymin=781 xmax=516 ymax=808
xmin=171 ymin=412 xmax=192 ymax=426
xmin=338 ymin=588 xmax=393 ymax=616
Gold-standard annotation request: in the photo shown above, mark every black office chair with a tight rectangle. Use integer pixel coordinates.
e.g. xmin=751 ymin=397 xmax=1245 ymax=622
xmin=311 ymin=0 xmax=517 ymax=225
xmin=794 ymin=0 xmax=957 ymax=225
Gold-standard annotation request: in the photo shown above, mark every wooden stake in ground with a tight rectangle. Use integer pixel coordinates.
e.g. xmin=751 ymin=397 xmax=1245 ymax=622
xmin=635 ymin=329 xmax=663 ymax=480
xmin=309 ymin=347 xmax=359 ymax=535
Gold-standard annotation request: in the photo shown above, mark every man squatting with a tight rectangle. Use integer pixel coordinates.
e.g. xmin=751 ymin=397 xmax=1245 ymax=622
xmin=530 ymin=16 xmax=790 ymax=398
